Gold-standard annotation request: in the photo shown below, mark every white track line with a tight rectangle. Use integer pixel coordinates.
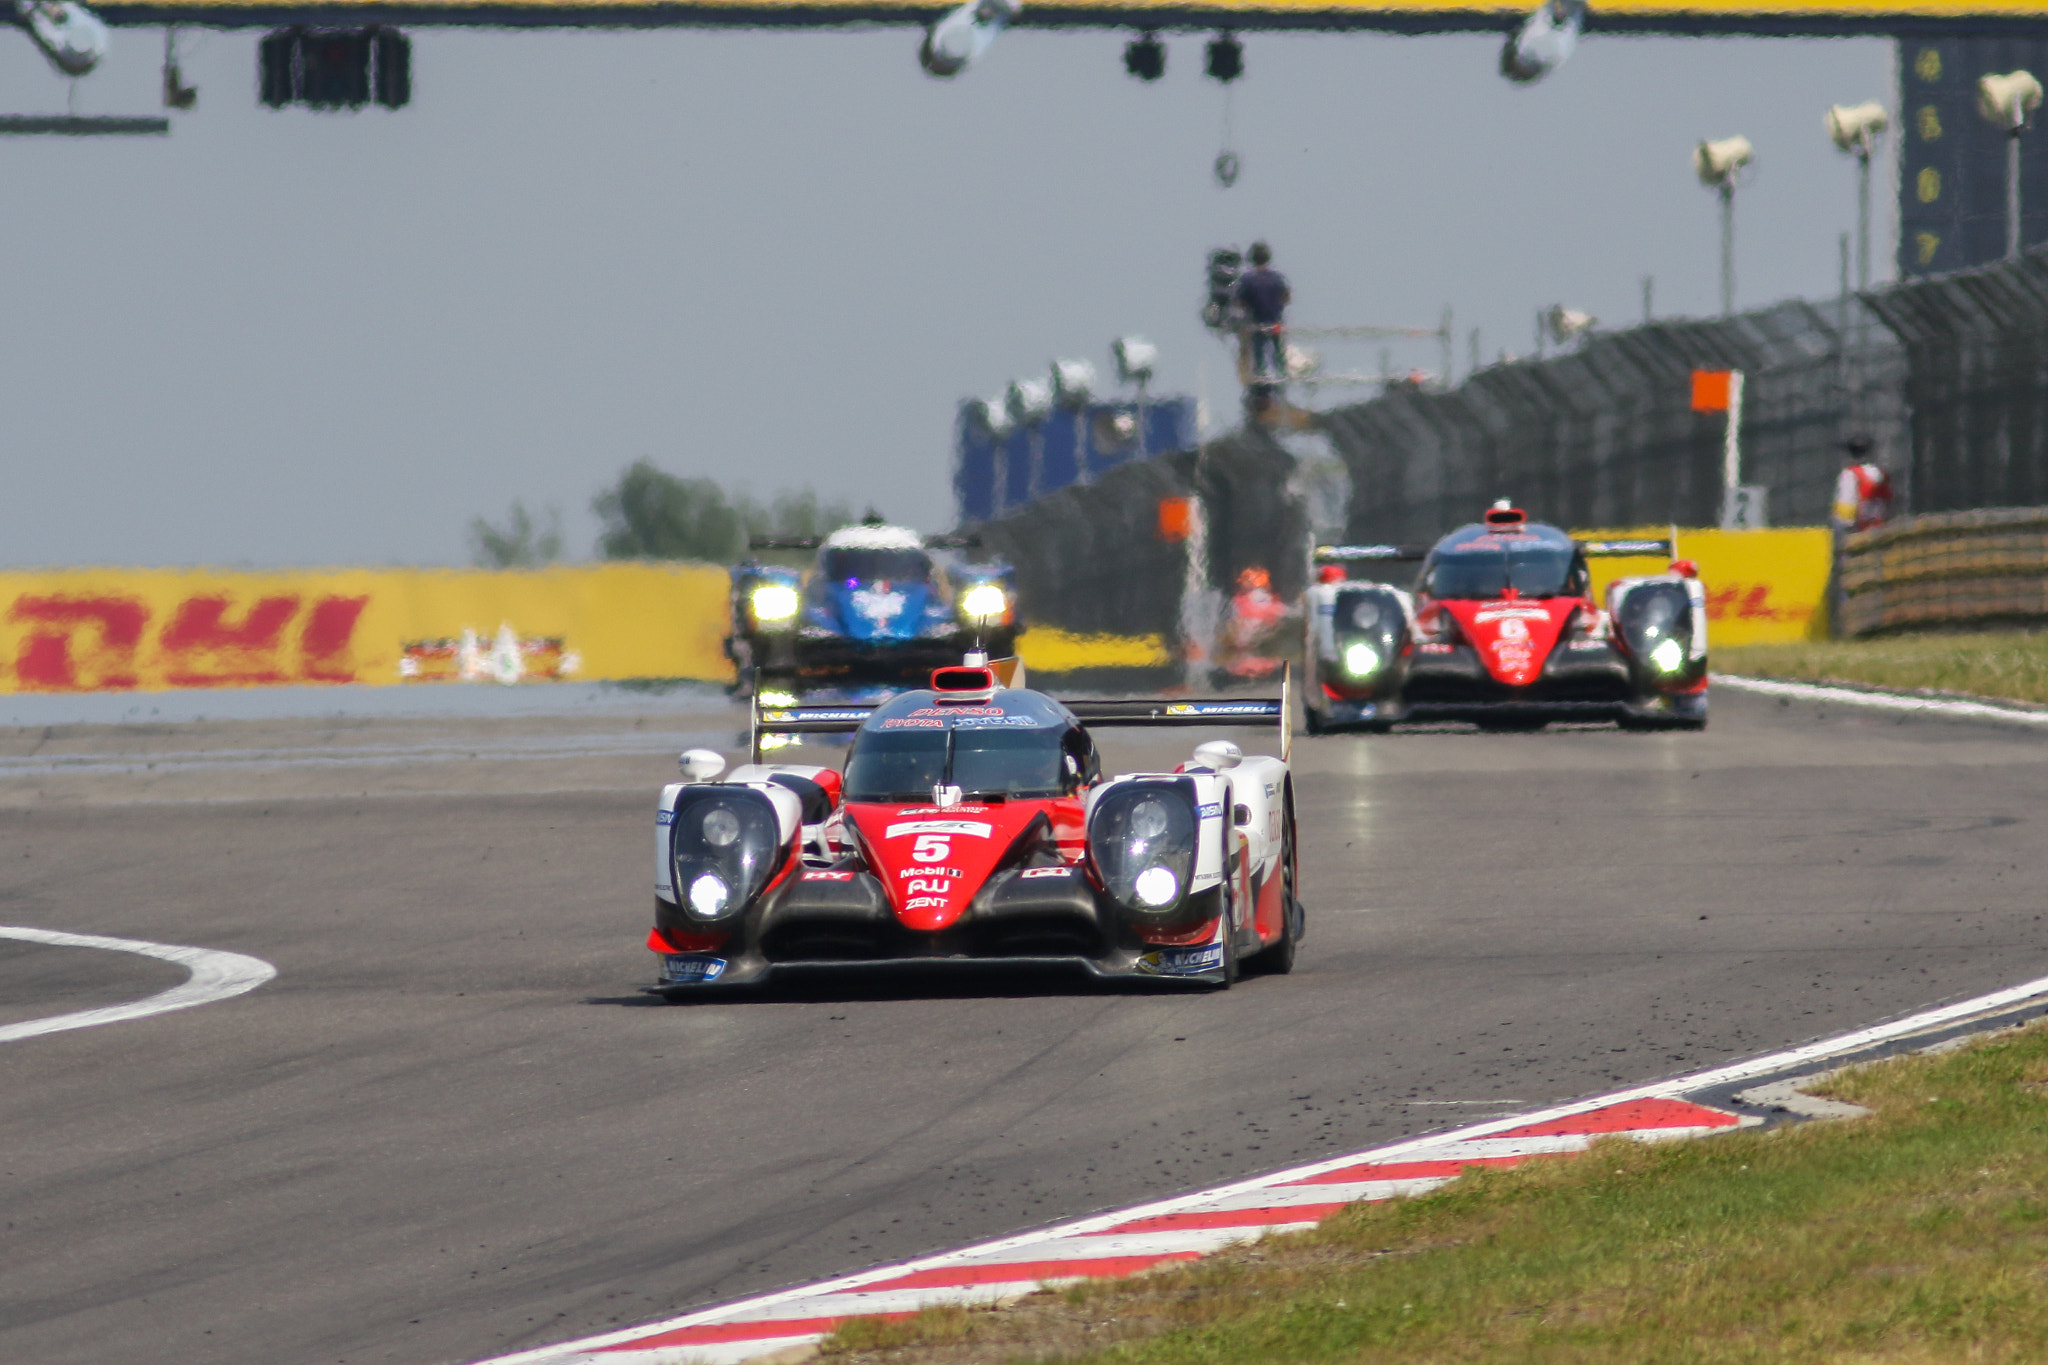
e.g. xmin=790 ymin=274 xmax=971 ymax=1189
xmin=1716 ymin=674 xmax=2048 ymax=727
xmin=469 ymin=969 xmax=2048 ymax=1365
xmin=0 ymin=927 xmax=277 ymax=1043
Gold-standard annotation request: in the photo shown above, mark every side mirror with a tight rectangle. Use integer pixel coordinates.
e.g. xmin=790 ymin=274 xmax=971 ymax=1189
xmin=1232 ymin=803 xmax=1252 ymax=828
xmin=1193 ymin=739 xmax=1243 ymax=770
xmin=679 ymin=749 xmax=727 ymax=782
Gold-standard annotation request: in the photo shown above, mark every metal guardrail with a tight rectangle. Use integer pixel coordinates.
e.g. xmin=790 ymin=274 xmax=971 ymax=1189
xmin=1840 ymin=507 xmax=2048 ymax=635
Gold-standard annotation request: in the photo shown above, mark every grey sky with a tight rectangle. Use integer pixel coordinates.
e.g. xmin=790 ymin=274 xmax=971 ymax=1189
xmin=0 ymin=22 xmax=1893 ymax=567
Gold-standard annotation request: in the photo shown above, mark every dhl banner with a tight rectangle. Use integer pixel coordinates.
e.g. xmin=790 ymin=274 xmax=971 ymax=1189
xmin=0 ymin=563 xmax=732 ymax=694
xmin=1582 ymin=526 xmax=1833 ymax=645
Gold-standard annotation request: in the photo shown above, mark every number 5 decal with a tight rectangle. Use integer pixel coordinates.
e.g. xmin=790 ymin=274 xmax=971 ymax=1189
xmin=912 ymin=835 xmax=951 ymax=862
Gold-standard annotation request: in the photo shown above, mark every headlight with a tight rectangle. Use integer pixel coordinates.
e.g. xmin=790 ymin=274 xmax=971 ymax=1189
xmin=688 ymin=873 xmax=730 ymax=917
xmin=1617 ymin=583 xmax=1697 ymax=682
xmin=749 ymin=583 xmax=800 ymax=623
xmin=1343 ymin=642 xmax=1381 ymax=677
xmin=1347 ymin=599 xmax=1382 ymax=630
xmin=960 ymin=583 xmax=1009 ymax=622
xmin=1089 ymin=782 xmax=1198 ymax=915
xmin=671 ymin=790 xmax=783 ymax=921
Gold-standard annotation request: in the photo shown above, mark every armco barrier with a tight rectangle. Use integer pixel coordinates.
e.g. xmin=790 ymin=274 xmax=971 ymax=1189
xmin=1839 ymin=507 xmax=2048 ymax=635
xmin=0 ymin=563 xmax=732 ymax=694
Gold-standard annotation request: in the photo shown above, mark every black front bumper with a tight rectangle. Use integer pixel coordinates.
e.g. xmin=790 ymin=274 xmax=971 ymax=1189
xmin=651 ymin=867 xmax=1231 ymax=989
xmin=1315 ymin=642 xmax=1704 ymax=727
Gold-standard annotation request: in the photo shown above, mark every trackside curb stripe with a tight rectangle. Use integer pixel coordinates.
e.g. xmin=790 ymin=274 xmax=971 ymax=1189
xmin=468 ymin=971 xmax=2048 ymax=1365
xmin=1714 ymin=674 xmax=2048 ymax=727
xmin=0 ymin=926 xmax=278 ymax=1044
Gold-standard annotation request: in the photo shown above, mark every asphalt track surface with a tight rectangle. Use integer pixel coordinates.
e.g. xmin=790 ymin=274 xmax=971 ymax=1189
xmin=2 ymin=689 xmax=2045 ymax=1365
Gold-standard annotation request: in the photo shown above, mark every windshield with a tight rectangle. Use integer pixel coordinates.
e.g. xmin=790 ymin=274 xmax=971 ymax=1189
xmin=844 ymin=725 xmax=1063 ymax=801
xmin=820 ymin=548 xmax=931 ymax=584
xmin=1425 ymin=545 xmax=1578 ymax=599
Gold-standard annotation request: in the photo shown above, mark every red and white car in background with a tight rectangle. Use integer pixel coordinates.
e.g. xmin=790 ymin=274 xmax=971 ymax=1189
xmin=1304 ymin=503 xmax=1709 ymax=732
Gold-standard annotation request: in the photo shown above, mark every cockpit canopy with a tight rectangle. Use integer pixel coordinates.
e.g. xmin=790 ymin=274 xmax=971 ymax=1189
xmin=817 ymin=524 xmax=933 ymax=586
xmin=843 ymin=690 xmax=1097 ymax=802
xmin=1420 ymin=523 xmax=1590 ymax=600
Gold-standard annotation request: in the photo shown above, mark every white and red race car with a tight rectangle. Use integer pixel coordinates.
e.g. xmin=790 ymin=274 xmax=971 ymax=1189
xmin=646 ymin=660 xmax=1304 ymax=990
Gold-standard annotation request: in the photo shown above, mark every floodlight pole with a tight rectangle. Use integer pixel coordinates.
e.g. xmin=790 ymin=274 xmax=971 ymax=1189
xmin=1719 ymin=180 xmax=1736 ymax=317
xmin=1855 ymin=139 xmax=1873 ymax=290
xmin=2007 ymin=114 xmax=2025 ymax=262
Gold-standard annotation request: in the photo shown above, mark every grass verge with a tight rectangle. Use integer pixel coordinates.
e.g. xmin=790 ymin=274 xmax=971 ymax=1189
xmin=823 ymin=1023 xmax=2048 ymax=1364
xmin=1717 ymin=630 xmax=2048 ymax=707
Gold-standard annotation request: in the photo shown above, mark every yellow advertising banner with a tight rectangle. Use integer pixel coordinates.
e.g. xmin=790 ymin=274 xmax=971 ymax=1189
xmin=0 ymin=562 xmax=733 ymax=695
xmin=1582 ymin=526 xmax=1834 ymax=645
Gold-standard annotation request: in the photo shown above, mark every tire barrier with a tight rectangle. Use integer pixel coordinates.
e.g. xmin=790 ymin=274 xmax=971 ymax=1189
xmin=1839 ymin=507 xmax=2048 ymax=635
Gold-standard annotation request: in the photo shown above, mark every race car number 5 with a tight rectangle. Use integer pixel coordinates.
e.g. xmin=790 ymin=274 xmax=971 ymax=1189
xmin=913 ymin=835 xmax=950 ymax=862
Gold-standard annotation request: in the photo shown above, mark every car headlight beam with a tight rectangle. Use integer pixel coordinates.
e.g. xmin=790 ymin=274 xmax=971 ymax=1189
xmin=749 ymin=583 xmax=800 ymax=623
xmin=1649 ymin=637 xmax=1686 ymax=674
xmin=1342 ymin=641 xmax=1381 ymax=677
xmin=960 ymin=583 xmax=1009 ymax=623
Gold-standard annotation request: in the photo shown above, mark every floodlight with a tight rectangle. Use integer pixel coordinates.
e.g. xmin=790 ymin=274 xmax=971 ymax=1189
xmin=1825 ymin=101 xmax=1888 ymax=152
xmin=1205 ymin=32 xmax=1242 ymax=83
xmin=920 ymin=0 xmax=1021 ymax=78
xmin=1546 ymin=306 xmax=1597 ymax=344
xmin=22 ymin=1 xmax=109 ymax=77
xmin=1693 ymin=135 xmax=1753 ymax=187
xmin=1112 ymin=336 xmax=1158 ymax=385
xmin=973 ymin=395 xmax=1013 ymax=436
xmin=1124 ymin=32 xmax=1165 ymax=82
xmin=1006 ymin=376 xmax=1054 ymax=423
xmin=1827 ymin=102 xmax=1886 ymax=291
xmin=1978 ymin=71 xmax=2043 ymax=129
xmin=1977 ymin=71 xmax=2043 ymax=262
xmin=1500 ymin=0 xmax=1584 ymax=84
xmin=1052 ymin=358 xmax=1096 ymax=406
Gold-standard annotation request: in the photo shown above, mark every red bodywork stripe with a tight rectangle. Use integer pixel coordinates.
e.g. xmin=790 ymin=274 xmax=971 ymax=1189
xmin=647 ymin=927 xmax=729 ymax=954
xmin=1135 ymin=916 xmax=1219 ymax=946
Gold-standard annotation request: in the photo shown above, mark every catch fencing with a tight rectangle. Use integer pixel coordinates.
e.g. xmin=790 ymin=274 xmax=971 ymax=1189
xmin=1840 ymin=507 xmax=2048 ymax=635
xmin=1318 ymin=301 xmax=1907 ymax=542
xmin=1863 ymin=249 xmax=2048 ymax=514
xmin=971 ymin=427 xmax=1310 ymax=650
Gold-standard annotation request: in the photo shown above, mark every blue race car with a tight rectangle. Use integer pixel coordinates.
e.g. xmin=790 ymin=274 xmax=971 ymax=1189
xmin=726 ymin=521 xmax=1020 ymax=693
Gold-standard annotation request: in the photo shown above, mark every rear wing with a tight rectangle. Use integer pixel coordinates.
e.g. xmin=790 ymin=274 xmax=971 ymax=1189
xmin=1062 ymin=663 xmax=1294 ymax=762
xmin=750 ymin=701 xmax=878 ymax=762
xmin=746 ymin=533 xmax=985 ymax=552
xmin=749 ymin=665 xmax=1294 ymax=763
xmin=1314 ymin=543 xmax=1429 ymax=564
xmin=1579 ymin=538 xmax=1675 ymax=558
